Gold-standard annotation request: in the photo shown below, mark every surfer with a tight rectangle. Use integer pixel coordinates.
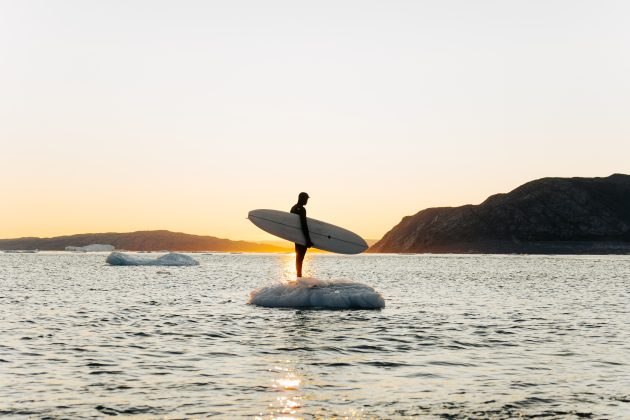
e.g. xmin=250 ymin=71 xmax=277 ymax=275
xmin=290 ymin=192 xmax=313 ymax=277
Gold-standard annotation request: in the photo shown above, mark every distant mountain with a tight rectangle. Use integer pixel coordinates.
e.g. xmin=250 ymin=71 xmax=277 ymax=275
xmin=0 ymin=230 xmax=290 ymax=252
xmin=369 ymin=174 xmax=630 ymax=254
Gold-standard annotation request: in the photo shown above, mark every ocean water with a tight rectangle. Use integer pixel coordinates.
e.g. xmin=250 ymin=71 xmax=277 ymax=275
xmin=1 ymin=252 xmax=629 ymax=419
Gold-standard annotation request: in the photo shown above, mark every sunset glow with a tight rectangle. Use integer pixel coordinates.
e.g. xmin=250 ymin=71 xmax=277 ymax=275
xmin=1 ymin=1 xmax=629 ymax=242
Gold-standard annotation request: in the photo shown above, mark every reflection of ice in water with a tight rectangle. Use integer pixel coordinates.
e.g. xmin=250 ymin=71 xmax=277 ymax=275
xmin=249 ymin=277 xmax=385 ymax=309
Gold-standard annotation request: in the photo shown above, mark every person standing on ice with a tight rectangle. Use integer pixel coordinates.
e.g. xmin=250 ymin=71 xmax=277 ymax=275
xmin=290 ymin=192 xmax=313 ymax=277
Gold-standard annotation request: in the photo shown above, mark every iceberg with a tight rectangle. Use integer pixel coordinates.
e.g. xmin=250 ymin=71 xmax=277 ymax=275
xmin=249 ymin=277 xmax=385 ymax=309
xmin=66 ymin=244 xmax=115 ymax=252
xmin=106 ymin=252 xmax=199 ymax=266
xmin=3 ymin=249 xmax=39 ymax=253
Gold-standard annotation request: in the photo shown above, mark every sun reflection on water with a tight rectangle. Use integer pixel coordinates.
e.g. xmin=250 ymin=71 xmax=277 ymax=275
xmin=274 ymin=377 xmax=301 ymax=391
xmin=280 ymin=252 xmax=314 ymax=281
xmin=256 ymin=363 xmax=304 ymax=420
xmin=281 ymin=253 xmax=297 ymax=280
xmin=255 ymin=299 xmax=373 ymax=420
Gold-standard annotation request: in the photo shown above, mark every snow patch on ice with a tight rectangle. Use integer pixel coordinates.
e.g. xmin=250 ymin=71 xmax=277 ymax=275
xmin=106 ymin=252 xmax=199 ymax=266
xmin=249 ymin=277 xmax=385 ymax=309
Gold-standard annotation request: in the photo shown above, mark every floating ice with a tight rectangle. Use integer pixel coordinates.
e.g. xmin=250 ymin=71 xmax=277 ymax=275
xmin=249 ymin=277 xmax=385 ymax=309
xmin=106 ymin=252 xmax=199 ymax=266
xmin=66 ymin=244 xmax=115 ymax=252
xmin=3 ymin=249 xmax=39 ymax=253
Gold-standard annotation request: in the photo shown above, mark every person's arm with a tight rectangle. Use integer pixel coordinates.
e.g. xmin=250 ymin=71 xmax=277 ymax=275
xmin=299 ymin=209 xmax=313 ymax=247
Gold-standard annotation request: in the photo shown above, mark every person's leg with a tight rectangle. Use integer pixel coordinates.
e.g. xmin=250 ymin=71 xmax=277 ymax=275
xmin=295 ymin=244 xmax=307 ymax=277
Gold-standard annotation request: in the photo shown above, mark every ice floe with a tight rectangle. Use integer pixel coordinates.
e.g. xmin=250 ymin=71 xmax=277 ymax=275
xmin=66 ymin=244 xmax=115 ymax=252
xmin=249 ymin=277 xmax=385 ymax=309
xmin=3 ymin=249 xmax=39 ymax=253
xmin=106 ymin=252 xmax=199 ymax=266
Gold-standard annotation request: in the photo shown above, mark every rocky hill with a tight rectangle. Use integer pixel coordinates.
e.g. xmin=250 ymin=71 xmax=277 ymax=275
xmin=0 ymin=230 xmax=290 ymax=252
xmin=369 ymin=174 xmax=630 ymax=254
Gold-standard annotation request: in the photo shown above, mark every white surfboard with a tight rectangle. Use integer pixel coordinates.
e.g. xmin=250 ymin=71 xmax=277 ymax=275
xmin=248 ymin=209 xmax=368 ymax=255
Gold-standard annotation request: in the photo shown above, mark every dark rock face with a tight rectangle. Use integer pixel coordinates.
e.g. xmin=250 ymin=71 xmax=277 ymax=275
xmin=0 ymin=230 xmax=289 ymax=252
xmin=369 ymin=174 xmax=630 ymax=254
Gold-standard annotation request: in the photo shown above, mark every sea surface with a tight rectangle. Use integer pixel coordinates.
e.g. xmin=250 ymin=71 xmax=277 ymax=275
xmin=1 ymin=252 xmax=629 ymax=419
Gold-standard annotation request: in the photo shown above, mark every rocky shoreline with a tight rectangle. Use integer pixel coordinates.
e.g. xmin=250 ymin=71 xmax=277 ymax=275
xmin=370 ymin=174 xmax=630 ymax=254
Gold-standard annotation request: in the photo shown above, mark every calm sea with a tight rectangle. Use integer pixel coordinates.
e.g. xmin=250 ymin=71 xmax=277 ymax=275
xmin=1 ymin=252 xmax=629 ymax=419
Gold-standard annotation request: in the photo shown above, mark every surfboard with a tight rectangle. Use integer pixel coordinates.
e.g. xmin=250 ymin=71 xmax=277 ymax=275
xmin=248 ymin=209 xmax=368 ymax=255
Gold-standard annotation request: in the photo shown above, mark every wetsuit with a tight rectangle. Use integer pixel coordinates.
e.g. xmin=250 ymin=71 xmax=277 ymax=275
xmin=290 ymin=203 xmax=312 ymax=277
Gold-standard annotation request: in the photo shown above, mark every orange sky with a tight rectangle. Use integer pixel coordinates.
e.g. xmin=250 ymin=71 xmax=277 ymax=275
xmin=2 ymin=1 xmax=629 ymax=241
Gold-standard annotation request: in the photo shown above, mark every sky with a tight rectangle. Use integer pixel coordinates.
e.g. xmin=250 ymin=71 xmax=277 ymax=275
xmin=1 ymin=0 xmax=629 ymax=241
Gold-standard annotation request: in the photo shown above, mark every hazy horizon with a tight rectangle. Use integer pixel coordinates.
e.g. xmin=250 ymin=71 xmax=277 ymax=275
xmin=1 ymin=173 xmax=625 ymax=242
xmin=2 ymin=1 xmax=629 ymax=241
xmin=0 ymin=228 xmax=383 ymax=245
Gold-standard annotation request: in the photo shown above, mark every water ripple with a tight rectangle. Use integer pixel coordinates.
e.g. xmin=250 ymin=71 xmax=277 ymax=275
xmin=1 ymin=252 xmax=629 ymax=418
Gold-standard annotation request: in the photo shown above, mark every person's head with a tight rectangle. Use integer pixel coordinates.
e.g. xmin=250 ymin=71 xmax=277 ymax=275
xmin=298 ymin=192 xmax=309 ymax=205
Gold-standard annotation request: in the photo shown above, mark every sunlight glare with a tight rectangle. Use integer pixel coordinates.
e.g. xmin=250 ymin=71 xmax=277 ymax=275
xmin=275 ymin=377 xmax=301 ymax=390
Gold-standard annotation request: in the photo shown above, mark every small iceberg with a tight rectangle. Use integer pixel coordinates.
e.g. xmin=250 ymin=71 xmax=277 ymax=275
xmin=3 ymin=249 xmax=39 ymax=253
xmin=66 ymin=244 xmax=115 ymax=252
xmin=106 ymin=252 xmax=199 ymax=266
xmin=249 ymin=277 xmax=385 ymax=309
